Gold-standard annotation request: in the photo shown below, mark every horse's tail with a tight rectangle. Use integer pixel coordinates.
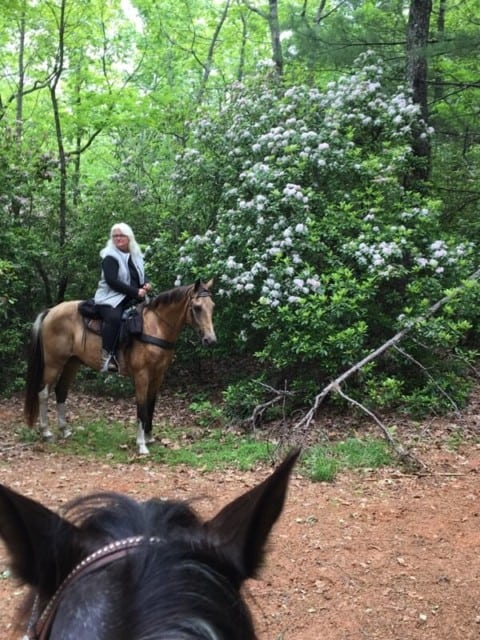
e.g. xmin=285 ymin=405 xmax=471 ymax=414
xmin=24 ymin=310 xmax=49 ymax=427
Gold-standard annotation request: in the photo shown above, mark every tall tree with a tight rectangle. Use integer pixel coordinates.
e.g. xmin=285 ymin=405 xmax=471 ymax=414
xmin=243 ymin=0 xmax=284 ymax=76
xmin=405 ymin=0 xmax=433 ymax=183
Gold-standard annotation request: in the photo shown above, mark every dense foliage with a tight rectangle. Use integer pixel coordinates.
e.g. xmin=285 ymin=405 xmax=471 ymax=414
xmin=1 ymin=0 xmax=479 ymax=419
xmin=147 ymin=54 xmax=479 ymax=415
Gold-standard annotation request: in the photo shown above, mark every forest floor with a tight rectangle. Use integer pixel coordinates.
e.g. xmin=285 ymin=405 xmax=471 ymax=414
xmin=0 ymin=387 xmax=479 ymax=639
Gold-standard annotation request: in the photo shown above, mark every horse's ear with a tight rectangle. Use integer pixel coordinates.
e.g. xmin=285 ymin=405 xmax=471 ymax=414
xmin=193 ymin=278 xmax=214 ymax=292
xmin=206 ymin=449 xmax=300 ymax=580
xmin=0 ymin=484 xmax=78 ymax=594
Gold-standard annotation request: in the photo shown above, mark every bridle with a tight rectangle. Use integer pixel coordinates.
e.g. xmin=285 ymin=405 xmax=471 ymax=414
xmin=24 ymin=536 xmax=164 ymax=640
xmin=138 ymin=287 xmax=213 ymax=351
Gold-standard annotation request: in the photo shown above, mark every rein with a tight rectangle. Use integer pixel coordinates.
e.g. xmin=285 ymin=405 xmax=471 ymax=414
xmin=26 ymin=536 xmax=164 ymax=640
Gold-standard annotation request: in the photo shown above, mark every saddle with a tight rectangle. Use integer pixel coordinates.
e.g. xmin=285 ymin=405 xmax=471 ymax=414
xmin=78 ymin=300 xmax=143 ymax=344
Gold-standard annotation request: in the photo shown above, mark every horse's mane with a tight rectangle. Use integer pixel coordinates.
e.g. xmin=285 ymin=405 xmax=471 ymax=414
xmin=147 ymin=281 xmax=212 ymax=310
xmin=148 ymin=284 xmax=192 ymax=309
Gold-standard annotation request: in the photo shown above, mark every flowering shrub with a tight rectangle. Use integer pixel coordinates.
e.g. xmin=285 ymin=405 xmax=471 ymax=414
xmin=148 ymin=54 xmax=477 ymax=414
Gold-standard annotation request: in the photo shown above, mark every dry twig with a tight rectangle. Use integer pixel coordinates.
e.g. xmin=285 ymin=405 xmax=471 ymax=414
xmin=333 ymin=384 xmax=425 ymax=470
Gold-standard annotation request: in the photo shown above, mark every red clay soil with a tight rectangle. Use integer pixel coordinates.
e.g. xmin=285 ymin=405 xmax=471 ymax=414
xmin=0 ymin=391 xmax=479 ymax=639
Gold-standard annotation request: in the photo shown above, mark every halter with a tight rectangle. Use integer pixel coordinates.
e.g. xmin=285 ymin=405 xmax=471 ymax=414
xmin=25 ymin=536 xmax=164 ymax=640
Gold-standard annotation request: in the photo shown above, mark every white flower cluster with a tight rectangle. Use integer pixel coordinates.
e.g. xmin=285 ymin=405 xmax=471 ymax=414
xmin=173 ymin=53 xmax=441 ymax=309
xmin=353 ymin=237 xmax=405 ymax=277
xmin=414 ymin=240 xmax=472 ymax=274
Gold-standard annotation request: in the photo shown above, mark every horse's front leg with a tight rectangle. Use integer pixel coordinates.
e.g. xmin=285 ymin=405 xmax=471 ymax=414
xmin=38 ymin=385 xmax=54 ymax=441
xmin=136 ymin=395 xmax=156 ymax=455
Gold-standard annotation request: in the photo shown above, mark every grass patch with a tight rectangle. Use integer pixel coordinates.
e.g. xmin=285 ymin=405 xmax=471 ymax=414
xmin=19 ymin=420 xmax=394 ymax=479
xmin=17 ymin=426 xmax=41 ymax=445
xmin=302 ymin=437 xmax=393 ymax=482
xmin=19 ymin=419 xmax=272 ymax=470
xmin=54 ymin=420 xmax=132 ymax=461
xmin=162 ymin=431 xmax=271 ymax=470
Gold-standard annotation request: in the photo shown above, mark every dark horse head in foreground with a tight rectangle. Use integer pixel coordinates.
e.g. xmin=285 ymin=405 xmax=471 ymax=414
xmin=0 ymin=450 xmax=299 ymax=640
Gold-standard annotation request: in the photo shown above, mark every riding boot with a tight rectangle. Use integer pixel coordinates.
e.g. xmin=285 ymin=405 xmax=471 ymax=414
xmin=100 ymin=349 xmax=118 ymax=373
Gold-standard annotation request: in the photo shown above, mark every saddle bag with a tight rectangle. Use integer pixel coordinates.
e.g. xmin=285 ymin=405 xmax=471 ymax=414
xmin=123 ymin=307 xmax=142 ymax=335
xmin=120 ymin=306 xmax=143 ymax=343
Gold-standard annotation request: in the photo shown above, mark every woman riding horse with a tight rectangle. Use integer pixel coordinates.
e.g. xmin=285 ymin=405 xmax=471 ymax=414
xmin=24 ymin=279 xmax=216 ymax=454
xmin=94 ymin=222 xmax=152 ymax=373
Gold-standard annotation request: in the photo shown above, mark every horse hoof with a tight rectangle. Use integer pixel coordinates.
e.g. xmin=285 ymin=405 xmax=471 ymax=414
xmin=145 ymin=435 xmax=155 ymax=444
xmin=41 ymin=430 xmax=55 ymax=442
xmin=62 ymin=428 xmax=73 ymax=439
xmin=137 ymin=444 xmax=150 ymax=455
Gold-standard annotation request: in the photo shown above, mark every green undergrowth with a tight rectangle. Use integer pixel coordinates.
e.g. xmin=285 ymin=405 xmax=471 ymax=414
xmin=18 ymin=419 xmax=395 ymax=481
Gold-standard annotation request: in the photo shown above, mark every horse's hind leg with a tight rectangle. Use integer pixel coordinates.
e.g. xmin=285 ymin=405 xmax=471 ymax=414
xmin=39 ymin=384 xmax=53 ymax=440
xmin=55 ymin=358 xmax=80 ymax=438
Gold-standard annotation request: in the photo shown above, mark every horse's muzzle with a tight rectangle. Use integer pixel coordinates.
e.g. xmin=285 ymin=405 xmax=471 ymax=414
xmin=202 ymin=334 xmax=217 ymax=347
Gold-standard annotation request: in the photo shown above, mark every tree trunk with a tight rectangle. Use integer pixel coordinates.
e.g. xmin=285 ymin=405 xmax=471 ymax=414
xmin=50 ymin=0 xmax=69 ymax=302
xmin=243 ymin=0 xmax=284 ymax=77
xmin=433 ymin=0 xmax=446 ymax=103
xmin=405 ymin=0 xmax=433 ymax=184
xmin=197 ymin=0 xmax=232 ymax=103
xmin=15 ymin=2 xmax=26 ymax=141
xmin=237 ymin=12 xmax=248 ymax=82
xmin=268 ymin=0 xmax=283 ymax=76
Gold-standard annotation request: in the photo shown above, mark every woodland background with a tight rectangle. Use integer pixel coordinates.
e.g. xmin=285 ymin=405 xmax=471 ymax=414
xmin=1 ymin=0 xmax=480 ymax=423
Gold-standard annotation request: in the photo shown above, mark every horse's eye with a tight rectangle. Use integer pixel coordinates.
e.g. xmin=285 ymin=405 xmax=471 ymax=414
xmin=192 ymin=303 xmax=203 ymax=315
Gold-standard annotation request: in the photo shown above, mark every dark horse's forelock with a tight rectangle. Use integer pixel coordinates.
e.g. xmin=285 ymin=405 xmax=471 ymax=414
xmin=64 ymin=491 xmax=201 ymax=540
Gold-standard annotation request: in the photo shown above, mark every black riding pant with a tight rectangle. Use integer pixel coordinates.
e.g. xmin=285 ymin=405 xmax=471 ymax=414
xmin=97 ymin=303 xmax=125 ymax=353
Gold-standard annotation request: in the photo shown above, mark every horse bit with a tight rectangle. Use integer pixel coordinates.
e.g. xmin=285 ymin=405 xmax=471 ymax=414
xmin=24 ymin=536 xmax=164 ymax=640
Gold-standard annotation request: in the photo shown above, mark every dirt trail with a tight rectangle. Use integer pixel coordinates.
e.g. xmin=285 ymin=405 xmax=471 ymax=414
xmin=0 ymin=393 xmax=479 ymax=639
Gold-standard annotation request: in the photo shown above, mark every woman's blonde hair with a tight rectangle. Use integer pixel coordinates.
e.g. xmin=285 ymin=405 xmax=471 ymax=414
xmin=101 ymin=222 xmax=143 ymax=259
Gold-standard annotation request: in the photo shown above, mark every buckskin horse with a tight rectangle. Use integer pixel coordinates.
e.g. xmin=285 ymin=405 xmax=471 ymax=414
xmin=0 ymin=450 xmax=299 ymax=640
xmin=24 ymin=279 xmax=216 ymax=454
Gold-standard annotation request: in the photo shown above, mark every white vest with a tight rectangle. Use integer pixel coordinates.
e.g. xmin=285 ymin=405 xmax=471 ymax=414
xmin=94 ymin=247 xmax=145 ymax=307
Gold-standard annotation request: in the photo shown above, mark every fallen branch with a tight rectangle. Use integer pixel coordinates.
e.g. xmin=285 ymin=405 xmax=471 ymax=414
xmin=292 ymin=269 xmax=480 ymax=451
xmin=247 ymin=382 xmax=294 ymax=428
xmin=0 ymin=442 xmax=32 ymax=454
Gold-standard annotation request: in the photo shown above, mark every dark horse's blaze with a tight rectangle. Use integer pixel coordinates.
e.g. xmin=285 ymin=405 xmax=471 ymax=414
xmin=24 ymin=280 xmax=216 ymax=454
xmin=0 ymin=450 xmax=299 ymax=640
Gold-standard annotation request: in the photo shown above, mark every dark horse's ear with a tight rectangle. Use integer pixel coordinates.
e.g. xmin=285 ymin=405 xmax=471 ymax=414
xmin=0 ymin=484 xmax=78 ymax=596
xmin=206 ymin=449 xmax=300 ymax=580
